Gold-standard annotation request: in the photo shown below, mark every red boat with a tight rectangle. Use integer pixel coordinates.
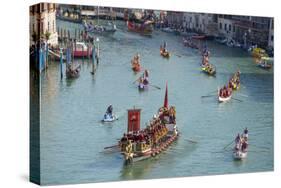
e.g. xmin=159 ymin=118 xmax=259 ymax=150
xmin=73 ymin=42 xmax=93 ymax=58
xmin=192 ymin=35 xmax=206 ymax=40
xmin=127 ymin=20 xmax=153 ymax=36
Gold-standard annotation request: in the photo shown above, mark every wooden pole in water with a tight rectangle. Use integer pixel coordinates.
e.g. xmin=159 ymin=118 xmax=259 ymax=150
xmin=96 ymin=37 xmax=100 ymax=64
xmin=60 ymin=48 xmax=63 ymax=79
xmin=92 ymin=43 xmax=95 ymax=74
xmin=78 ymin=29 xmax=80 ymax=40
xmin=82 ymin=44 xmax=84 ymax=63
xmin=68 ymin=30 xmax=70 ymax=41
xmin=46 ymin=43 xmax=49 ymax=69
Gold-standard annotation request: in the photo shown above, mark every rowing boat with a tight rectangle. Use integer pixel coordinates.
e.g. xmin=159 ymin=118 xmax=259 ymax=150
xmin=233 ymin=129 xmax=249 ymax=160
xmin=132 ymin=64 xmax=141 ymax=72
xmin=102 ymin=113 xmax=118 ymax=123
xmin=160 ymin=49 xmax=171 ymax=58
xmin=218 ymin=87 xmax=232 ymax=103
xmin=233 ymin=150 xmax=247 ymax=160
xmin=201 ymin=64 xmax=216 ymax=76
xmin=229 ymin=72 xmax=240 ymax=90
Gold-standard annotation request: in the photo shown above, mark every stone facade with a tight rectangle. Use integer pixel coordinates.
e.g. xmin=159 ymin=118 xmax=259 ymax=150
xmin=30 ymin=3 xmax=58 ymax=45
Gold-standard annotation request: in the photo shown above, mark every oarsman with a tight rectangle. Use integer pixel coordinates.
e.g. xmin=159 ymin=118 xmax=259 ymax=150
xmin=106 ymin=104 xmax=113 ymax=117
xmin=234 ymin=133 xmax=241 ymax=150
xmin=242 ymin=128 xmax=249 ymax=141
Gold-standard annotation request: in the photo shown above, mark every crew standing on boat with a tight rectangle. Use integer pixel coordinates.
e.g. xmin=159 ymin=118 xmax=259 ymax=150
xmin=106 ymin=104 xmax=113 ymax=118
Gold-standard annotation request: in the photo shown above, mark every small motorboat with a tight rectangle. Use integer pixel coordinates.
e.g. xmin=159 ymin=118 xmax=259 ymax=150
xmin=102 ymin=113 xmax=118 ymax=123
xmin=73 ymin=42 xmax=92 ymax=58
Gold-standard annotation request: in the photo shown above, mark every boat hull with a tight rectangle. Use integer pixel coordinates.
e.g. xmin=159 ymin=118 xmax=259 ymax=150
xmin=73 ymin=50 xmax=92 ymax=58
xmin=218 ymin=95 xmax=232 ymax=103
xmin=132 ymin=66 xmax=141 ymax=72
xmin=201 ymin=65 xmax=216 ymax=76
xmin=127 ymin=21 xmax=153 ymax=36
xmin=160 ymin=50 xmax=170 ymax=58
xmin=102 ymin=114 xmax=118 ymax=123
xmin=138 ymin=84 xmax=149 ymax=91
xmin=233 ymin=150 xmax=247 ymax=160
xmin=258 ymin=63 xmax=272 ymax=69
xmin=124 ymin=132 xmax=179 ymax=164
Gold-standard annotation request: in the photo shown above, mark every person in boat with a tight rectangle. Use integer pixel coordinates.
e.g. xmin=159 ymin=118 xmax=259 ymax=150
xmin=242 ymin=128 xmax=249 ymax=141
xmin=234 ymin=133 xmax=241 ymax=151
xmin=241 ymin=141 xmax=248 ymax=152
xmin=106 ymin=104 xmax=113 ymax=118
xmin=121 ymin=133 xmax=128 ymax=142
xmin=163 ymin=41 xmax=167 ymax=50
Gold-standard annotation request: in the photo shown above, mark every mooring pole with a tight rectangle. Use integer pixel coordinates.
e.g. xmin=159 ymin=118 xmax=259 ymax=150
xmin=60 ymin=48 xmax=63 ymax=79
xmin=92 ymin=43 xmax=95 ymax=74
xmin=96 ymin=37 xmax=100 ymax=65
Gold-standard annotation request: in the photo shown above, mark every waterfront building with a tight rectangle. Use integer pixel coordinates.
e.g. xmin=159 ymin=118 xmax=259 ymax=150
xmin=268 ymin=18 xmax=274 ymax=49
xmin=183 ymin=13 xmax=218 ymax=36
xmin=166 ymin=11 xmax=184 ymax=28
xmin=30 ymin=3 xmax=58 ymax=45
xmin=231 ymin=15 xmax=271 ymax=48
xmin=217 ymin=15 xmax=236 ymax=39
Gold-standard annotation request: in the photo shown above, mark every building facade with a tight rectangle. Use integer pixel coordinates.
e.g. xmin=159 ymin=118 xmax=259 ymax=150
xmin=30 ymin=3 xmax=58 ymax=45
xmin=217 ymin=15 xmax=235 ymax=39
xmin=268 ymin=18 xmax=274 ymax=49
xmin=231 ymin=15 xmax=271 ymax=48
xmin=183 ymin=13 xmax=218 ymax=36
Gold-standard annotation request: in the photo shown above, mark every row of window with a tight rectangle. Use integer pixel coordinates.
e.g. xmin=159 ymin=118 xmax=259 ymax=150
xmin=219 ymin=22 xmax=235 ymax=32
xmin=30 ymin=3 xmax=56 ymax=14
xmin=32 ymin=20 xmax=55 ymax=34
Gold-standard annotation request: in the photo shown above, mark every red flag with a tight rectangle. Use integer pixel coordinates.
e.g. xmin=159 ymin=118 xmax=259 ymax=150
xmin=164 ymin=83 xmax=168 ymax=108
xmin=127 ymin=109 xmax=141 ymax=133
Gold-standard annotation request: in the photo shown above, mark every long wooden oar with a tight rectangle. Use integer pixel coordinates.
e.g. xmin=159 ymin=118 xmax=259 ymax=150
xmin=223 ymin=140 xmax=234 ymax=150
xmin=132 ymin=79 xmax=139 ymax=84
xmin=104 ymin=145 xmax=119 ymax=150
xmin=150 ymin=84 xmax=161 ymax=90
xmin=185 ymin=139 xmax=198 ymax=143
xmin=237 ymin=93 xmax=248 ymax=98
xmin=232 ymin=97 xmax=243 ymax=102
xmin=201 ymin=94 xmax=216 ymax=98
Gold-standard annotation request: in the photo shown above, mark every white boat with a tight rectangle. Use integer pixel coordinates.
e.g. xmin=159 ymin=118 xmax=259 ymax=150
xmin=218 ymin=88 xmax=232 ymax=103
xmin=138 ymin=83 xmax=149 ymax=91
xmin=83 ymin=20 xmax=117 ymax=35
xmin=233 ymin=150 xmax=247 ymax=160
xmin=102 ymin=113 xmax=118 ymax=122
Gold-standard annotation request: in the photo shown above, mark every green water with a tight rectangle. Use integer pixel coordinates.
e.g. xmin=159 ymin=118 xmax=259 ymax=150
xmin=38 ymin=20 xmax=273 ymax=185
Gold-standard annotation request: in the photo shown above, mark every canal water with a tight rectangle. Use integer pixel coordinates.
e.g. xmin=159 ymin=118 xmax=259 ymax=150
xmin=38 ymin=20 xmax=273 ymax=185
